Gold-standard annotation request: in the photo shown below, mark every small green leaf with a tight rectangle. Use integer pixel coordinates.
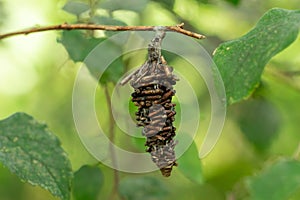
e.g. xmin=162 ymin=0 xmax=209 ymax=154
xmin=119 ymin=176 xmax=168 ymax=200
xmin=73 ymin=165 xmax=104 ymax=200
xmin=177 ymin=140 xmax=204 ymax=184
xmin=62 ymin=1 xmax=90 ymax=16
xmin=0 ymin=113 xmax=72 ymax=200
xmin=58 ymin=30 xmax=103 ymax=62
xmin=99 ymin=0 xmax=148 ymax=12
xmin=232 ymin=98 xmax=281 ymax=152
xmin=213 ymin=8 xmax=300 ymax=104
xmin=247 ymin=159 xmax=300 ymax=200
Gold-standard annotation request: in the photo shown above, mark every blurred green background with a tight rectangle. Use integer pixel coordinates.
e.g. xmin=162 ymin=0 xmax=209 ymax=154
xmin=0 ymin=0 xmax=300 ymax=199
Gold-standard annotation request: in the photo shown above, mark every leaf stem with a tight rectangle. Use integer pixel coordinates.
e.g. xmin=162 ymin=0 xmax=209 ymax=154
xmin=264 ymin=67 xmax=300 ymax=92
xmin=0 ymin=23 xmax=205 ymax=40
xmin=104 ymin=84 xmax=122 ymax=200
xmin=293 ymin=143 xmax=300 ymax=160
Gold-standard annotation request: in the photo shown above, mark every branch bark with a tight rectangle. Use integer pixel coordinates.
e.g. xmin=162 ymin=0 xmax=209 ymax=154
xmin=0 ymin=23 xmax=205 ymax=40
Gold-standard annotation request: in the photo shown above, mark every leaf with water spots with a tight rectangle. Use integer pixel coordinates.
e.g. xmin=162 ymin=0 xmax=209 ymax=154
xmin=0 ymin=113 xmax=73 ymax=200
xmin=213 ymin=8 xmax=300 ymax=104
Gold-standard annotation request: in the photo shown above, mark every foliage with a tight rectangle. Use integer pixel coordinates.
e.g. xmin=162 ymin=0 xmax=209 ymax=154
xmin=62 ymin=1 xmax=90 ymax=16
xmin=0 ymin=1 xmax=6 ymax=26
xmin=99 ymin=0 xmax=148 ymax=12
xmin=58 ymin=30 xmax=102 ymax=62
xmin=231 ymin=97 xmax=281 ymax=152
xmin=72 ymin=165 xmax=104 ymax=200
xmin=119 ymin=176 xmax=168 ymax=200
xmin=0 ymin=0 xmax=300 ymax=200
xmin=177 ymin=139 xmax=203 ymax=184
xmin=213 ymin=8 xmax=300 ymax=104
xmin=247 ymin=159 xmax=300 ymax=200
xmin=0 ymin=113 xmax=72 ymax=200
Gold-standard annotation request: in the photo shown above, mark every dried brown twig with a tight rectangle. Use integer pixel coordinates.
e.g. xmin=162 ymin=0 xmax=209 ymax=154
xmin=0 ymin=22 xmax=205 ymax=40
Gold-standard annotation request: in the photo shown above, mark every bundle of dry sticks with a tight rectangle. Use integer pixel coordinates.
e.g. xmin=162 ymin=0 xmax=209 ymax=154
xmin=121 ymin=28 xmax=179 ymax=177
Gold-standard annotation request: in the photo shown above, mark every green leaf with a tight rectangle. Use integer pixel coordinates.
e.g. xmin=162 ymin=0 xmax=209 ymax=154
xmin=151 ymin=0 xmax=175 ymax=10
xmin=0 ymin=1 xmax=6 ymax=27
xmin=99 ymin=0 xmax=148 ymax=12
xmin=131 ymin=137 xmax=146 ymax=152
xmin=58 ymin=30 xmax=103 ymax=62
xmin=62 ymin=1 xmax=90 ymax=16
xmin=90 ymin=16 xmax=127 ymax=37
xmin=247 ymin=159 xmax=300 ymax=200
xmin=91 ymin=16 xmax=127 ymax=26
xmin=99 ymin=55 xmax=124 ymax=84
xmin=195 ymin=0 xmax=240 ymax=5
xmin=58 ymin=30 xmax=124 ymax=84
xmin=0 ymin=113 xmax=72 ymax=200
xmin=73 ymin=165 xmax=104 ymax=200
xmin=231 ymin=98 xmax=281 ymax=152
xmin=83 ymin=38 xmax=125 ymax=84
xmin=213 ymin=8 xmax=300 ymax=105
xmin=177 ymin=140 xmax=204 ymax=184
xmin=195 ymin=0 xmax=209 ymax=4
xmin=224 ymin=0 xmax=240 ymax=5
xmin=119 ymin=176 xmax=168 ymax=200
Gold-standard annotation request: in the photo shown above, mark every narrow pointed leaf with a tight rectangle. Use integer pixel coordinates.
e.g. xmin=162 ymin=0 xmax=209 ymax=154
xmin=177 ymin=140 xmax=203 ymax=184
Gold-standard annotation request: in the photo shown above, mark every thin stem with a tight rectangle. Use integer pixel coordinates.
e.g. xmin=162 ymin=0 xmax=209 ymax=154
xmin=265 ymin=67 xmax=300 ymax=92
xmin=0 ymin=23 xmax=205 ymax=40
xmin=104 ymin=85 xmax=121 ymax=200
xmin=293 ymin=143 xmax=300 ymax=160
xmin=88 ymin=0 xmax=98 ymax=19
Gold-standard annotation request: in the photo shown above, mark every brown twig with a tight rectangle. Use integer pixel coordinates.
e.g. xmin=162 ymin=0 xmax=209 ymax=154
xmin=0 ymin=23 xmax=205 ymax=40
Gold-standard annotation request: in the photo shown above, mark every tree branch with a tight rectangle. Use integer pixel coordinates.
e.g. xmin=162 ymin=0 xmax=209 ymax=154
xmin=0 ymin=22 xmax=205 ymax=40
